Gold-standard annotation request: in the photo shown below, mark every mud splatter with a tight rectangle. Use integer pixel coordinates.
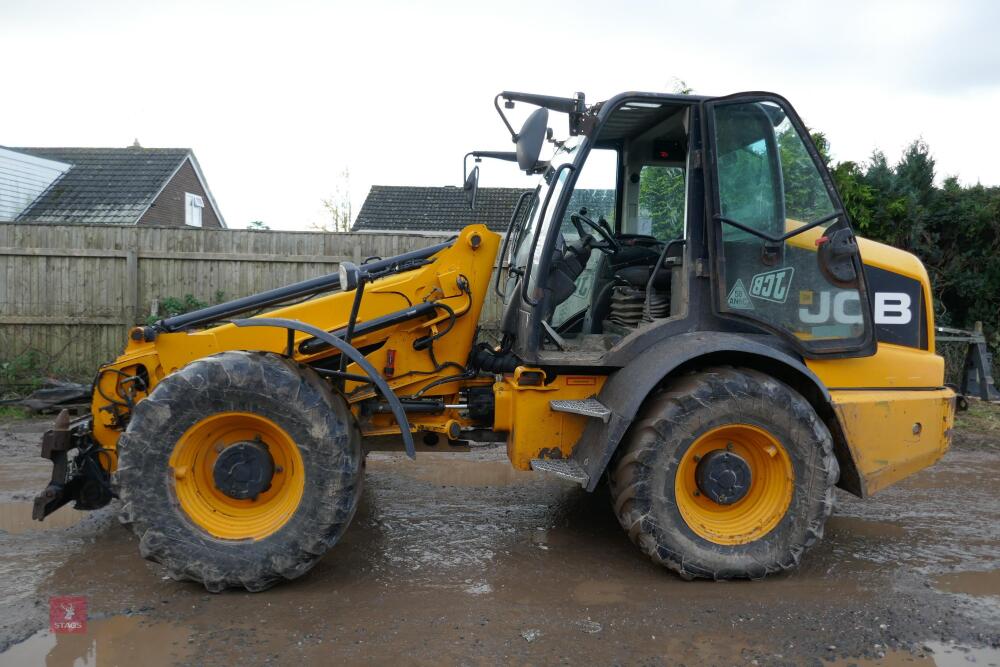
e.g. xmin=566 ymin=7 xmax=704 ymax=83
xmin=0 ymin=415 xmax=997 ymax=665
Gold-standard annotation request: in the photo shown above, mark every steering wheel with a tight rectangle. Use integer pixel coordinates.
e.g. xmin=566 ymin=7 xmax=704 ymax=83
xmin=570 ymin=209 xmax=621 ymax=255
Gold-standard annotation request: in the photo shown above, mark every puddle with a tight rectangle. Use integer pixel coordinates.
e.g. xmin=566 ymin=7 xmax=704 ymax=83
xmin=827 ymin=651 xmax=933 ymax=666
xmin=0 ymin=615 xmax=193 ymax=666
xmin=933 ymin=569 xmax=1000 ymax=597
xmin=923 ymin=641 xmax=1000 ymax=667
xmin=463 ymin=581 xmax=493 ymax=595
xmin=827 ymin=642 xmax=1000 ymax=667
xmin=572 ymin=580 xmax=627 ymax=605
xmin=826 ymin=516 xmax=908 ymax=539
xmin=0 ymin=502 xmax=85 ymax=534
xmin=0 ymin=466 xmax=53 ymax=496
xmin=370 ymin=455 xmax=534 ymax=487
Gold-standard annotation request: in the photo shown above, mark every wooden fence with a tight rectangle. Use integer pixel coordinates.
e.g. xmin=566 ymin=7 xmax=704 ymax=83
xmin=0 ymin=223 xmax=501 ymax=378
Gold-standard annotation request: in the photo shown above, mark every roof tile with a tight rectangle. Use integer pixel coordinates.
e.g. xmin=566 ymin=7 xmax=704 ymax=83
xmin=12 ymin=147 xmax=189 ymax=224
xmin=352 ymin=185 xmax=526 ymax=233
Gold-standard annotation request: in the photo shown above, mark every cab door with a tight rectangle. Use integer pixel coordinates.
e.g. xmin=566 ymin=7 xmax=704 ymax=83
xmin=704 ymin=93 xmax=876 ymax=357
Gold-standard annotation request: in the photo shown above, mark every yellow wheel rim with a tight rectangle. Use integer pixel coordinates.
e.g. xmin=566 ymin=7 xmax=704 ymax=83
xmin=169 ymin=412 xmax=305 ymax=540
xmin=675 ymin=424 xmax=794 ymax=546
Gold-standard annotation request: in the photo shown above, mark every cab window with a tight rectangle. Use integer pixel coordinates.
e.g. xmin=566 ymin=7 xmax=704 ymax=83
xmin=549 ymin=148 xmax=618 ymax=328
xmin=638 ymin=165 xmax=685 ymax=241
xmin=711 ymin=99 xmax=867 ymax=347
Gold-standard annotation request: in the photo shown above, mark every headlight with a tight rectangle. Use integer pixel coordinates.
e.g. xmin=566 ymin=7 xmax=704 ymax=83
xmin=338 ymin=262 xmax=359 ymax=292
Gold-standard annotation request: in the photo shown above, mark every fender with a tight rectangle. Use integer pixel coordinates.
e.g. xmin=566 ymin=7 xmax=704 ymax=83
xmin=570 ymin=331 xmax=832 ymax=491
xmin=234 ymin=317 xmax=415 ymax=458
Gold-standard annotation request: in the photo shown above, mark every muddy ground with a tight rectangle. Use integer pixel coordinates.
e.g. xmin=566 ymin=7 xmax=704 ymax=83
xmin=0 ymin=405 xmax=998 ymax=666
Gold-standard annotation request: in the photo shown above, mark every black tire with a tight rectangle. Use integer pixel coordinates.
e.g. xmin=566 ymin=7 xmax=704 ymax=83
xmin=608 ymin=367 xmax=838 ymax=580
xmin=116 ymin=351 xmax=362 ymax=592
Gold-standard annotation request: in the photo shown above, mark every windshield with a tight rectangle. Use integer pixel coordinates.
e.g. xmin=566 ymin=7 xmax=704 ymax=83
xmin=508 ymin=139 xmax=581 ymax=289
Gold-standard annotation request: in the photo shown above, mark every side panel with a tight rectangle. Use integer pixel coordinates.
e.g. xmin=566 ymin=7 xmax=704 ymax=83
xmin=494 ymin=371 xmax=607 ymax=470
xmin=831 ymin=389 xmax=955 ymax=495
xmin=809 ymin=343 xmax=944 ymax=389
xmin=808 ymin=235 xmax=942 ymax=389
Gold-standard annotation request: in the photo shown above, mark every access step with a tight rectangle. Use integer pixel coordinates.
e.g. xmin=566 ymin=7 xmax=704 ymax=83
xmin=549 ymin=397 xmax=611 ymax=423
xmin=530 ymin=459 xmax=590 ymax=486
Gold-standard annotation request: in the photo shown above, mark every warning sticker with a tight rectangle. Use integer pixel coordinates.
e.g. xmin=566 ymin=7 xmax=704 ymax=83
xmin=727 ymin=279 xmax=754 ymax=310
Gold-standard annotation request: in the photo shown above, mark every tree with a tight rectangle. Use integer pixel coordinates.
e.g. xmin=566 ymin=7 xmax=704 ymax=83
xmin=247 ymin=220 xmax=270 ymax=231
xmin=669 ymin=78 xmax=693 ymax=95
xmin=777 ymin=124 xmax=834 ymax=222
xmin=638 ymin=166 xmax=685 ymax=239
xmin=314 ymin=168 xmax=353 ymax=232
xmin=831 ymin=161 xmax=874 ymax=233
xmin=827 ymin=139 xmax=1000 ymax=356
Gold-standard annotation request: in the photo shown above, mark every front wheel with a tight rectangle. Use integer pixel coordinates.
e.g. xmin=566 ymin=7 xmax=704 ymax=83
xmin=609 ymin=367 xmax=838 ymax=580
xmin=116 ymin=351 xmax=363 ymax=592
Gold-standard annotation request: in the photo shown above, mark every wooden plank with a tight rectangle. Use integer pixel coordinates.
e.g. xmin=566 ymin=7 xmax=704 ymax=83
xmin=0 ymin=247 xmax=127 ymax=258
xmin=0 ymin=246 xmax=351 ymax=264
xmin=0 ymin=316 xmax=127 ymax=325
xmin=136 ymin=250 xmax=352 ymax=263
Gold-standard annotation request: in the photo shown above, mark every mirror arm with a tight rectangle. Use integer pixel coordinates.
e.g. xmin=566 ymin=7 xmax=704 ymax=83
xmin=463 ymin=152 xmax=474 ymax=184
xmin=464 ymin=151 xmax=519 ymax=183
xmin=499 ymin=91 xmax=587 ymax=136
xmin=494 ymin=94 xmax=518 ymax=142
xmin=473 ymin=151 xmax=518 ymax=162
xmin=500 ymin=91 xmax=581 ymax=114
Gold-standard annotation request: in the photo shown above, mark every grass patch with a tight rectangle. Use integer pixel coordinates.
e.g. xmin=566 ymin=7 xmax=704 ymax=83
xmin=0 ymin=406 xmax=30 ymax=421
xmin=956 ymin=399 xmax=1000 ymax=435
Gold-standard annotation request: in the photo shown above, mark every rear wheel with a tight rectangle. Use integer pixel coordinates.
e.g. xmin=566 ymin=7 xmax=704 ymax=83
xmin=608 ymin=367 xmax=838 ymax=579
xmin=117 ymin=351 xmax=362 ymax=592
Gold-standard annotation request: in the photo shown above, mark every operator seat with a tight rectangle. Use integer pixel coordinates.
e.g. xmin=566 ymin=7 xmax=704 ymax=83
xmin=581 ymin=235 xmax=662 ymax=334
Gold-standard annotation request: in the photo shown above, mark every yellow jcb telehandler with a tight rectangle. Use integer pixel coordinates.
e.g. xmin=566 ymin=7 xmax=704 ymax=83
xmin=33 ymin=90 xmax=955 ymax=591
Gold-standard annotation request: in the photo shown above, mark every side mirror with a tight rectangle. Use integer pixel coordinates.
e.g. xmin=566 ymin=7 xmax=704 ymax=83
xmin=464 ymin=165 xmax=479 ymax=210
xmin=516 ymin=108 xmax=549 ymax=173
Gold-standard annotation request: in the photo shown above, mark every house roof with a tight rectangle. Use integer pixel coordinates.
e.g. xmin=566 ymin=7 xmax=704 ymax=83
xmin=352 ymin=185 xmax=527 ymax=233
xmin=10 ymin=147 xmax=224 ymax=226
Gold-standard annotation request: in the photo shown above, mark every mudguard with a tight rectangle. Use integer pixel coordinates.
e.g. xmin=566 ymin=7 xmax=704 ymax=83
xmin=570 ymin=331 xmax=831 ymax=491
xmin=234 ymin=317 xmax=415 ymax=457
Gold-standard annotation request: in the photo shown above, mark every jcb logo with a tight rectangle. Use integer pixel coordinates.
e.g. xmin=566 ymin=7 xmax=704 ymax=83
xmin=799 ymin=291 xmax=912 ymax=325
xmin=749 ymin=268 xmax=794 ymax=304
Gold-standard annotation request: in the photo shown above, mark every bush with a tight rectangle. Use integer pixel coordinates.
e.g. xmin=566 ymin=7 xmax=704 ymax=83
xmin=147 ymin=291 xmax=226 ymax=325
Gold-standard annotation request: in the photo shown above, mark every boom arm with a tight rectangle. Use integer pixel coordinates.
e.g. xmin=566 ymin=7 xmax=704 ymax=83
xmin=90 ymin=226 xmax=501 ymax=456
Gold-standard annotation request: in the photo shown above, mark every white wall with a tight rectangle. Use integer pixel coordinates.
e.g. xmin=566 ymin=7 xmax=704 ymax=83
xmin=0 ymin=147 xmax=70 ymax=221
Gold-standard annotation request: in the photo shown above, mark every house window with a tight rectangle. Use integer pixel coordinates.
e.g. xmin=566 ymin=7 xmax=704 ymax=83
xmin=185 ymin=193 xmax=204 ymax=227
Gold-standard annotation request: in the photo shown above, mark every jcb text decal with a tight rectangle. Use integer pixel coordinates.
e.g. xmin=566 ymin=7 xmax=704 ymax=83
xmin=748 ymin=267 xmax=794 ymax=304
xmin=799 ymin=291 xmax=912 ymax=325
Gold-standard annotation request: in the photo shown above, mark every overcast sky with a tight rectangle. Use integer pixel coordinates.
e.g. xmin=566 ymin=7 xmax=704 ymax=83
xmin=2 ymin=0 xmax=998 ymax=230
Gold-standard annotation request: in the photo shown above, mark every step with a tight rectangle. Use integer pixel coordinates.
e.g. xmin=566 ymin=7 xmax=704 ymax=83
xmin=549 ymin=397 xmax=611 ymax=423
xmin=530 ymin=459 xmax=590 ymax=486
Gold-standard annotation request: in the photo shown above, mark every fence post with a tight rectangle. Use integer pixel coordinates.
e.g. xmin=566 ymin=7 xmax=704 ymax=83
xmin=125 ymin=247 xmax=139 ymax=327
